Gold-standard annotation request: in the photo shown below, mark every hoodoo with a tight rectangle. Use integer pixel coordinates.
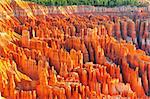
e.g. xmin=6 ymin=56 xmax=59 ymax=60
xmin=0 ymin=0 xmax=150 ymax=98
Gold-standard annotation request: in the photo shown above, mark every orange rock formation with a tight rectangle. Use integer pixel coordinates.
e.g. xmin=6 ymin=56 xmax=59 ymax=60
xmin=0 ymin=0 xmax=150 ymax=99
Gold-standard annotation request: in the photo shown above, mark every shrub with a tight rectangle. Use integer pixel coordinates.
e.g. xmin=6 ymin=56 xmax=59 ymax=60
xmin=24 ymin=0 xmax=144 ymax=7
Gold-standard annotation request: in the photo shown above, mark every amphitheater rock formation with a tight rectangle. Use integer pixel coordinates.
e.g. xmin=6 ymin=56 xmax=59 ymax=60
xmin=0 ymin=0 xmax=150 ymax=99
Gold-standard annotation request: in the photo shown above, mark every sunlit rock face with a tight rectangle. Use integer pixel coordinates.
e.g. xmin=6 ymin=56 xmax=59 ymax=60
xmin=0 ymin=0 xmax=150 ymax=99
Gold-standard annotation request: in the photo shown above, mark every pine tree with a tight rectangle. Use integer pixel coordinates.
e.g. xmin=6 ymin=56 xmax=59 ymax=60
xmin=25 ymin=0 xmax=142 ymax=7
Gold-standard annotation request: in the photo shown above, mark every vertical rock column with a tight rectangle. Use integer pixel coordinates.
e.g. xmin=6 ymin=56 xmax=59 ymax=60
xmin=114 ymin=21 xmax=121 ymax=40
xmin=143 ymin=21 xmax=149 ymax=54
xmin=36 ymin=60 xmax=49 ymax=99
xmin=21 ymin=29 xmax=30 ymax=48
xmin=120 ymin=20 xmax=127 ymax=40
xmin=105 ymin=22 xmax=114 ymax=36
xmin=7 ymin=71 xmax=15 ymax=99
xmin=139 ymin=21 xmax=145 ymax=49
xmin=127 ymin=20 xmax=137 ymax=44
xmin=95 ymin=46 xmax=106 ymax=65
